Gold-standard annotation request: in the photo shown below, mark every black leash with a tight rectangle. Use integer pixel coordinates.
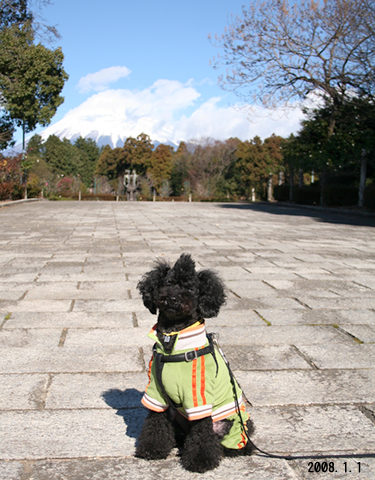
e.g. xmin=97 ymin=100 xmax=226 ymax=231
xmin=209 ymin=333 xmax=375 ymax=461
xmin=151 ymin=332 xmax=375 ymax=461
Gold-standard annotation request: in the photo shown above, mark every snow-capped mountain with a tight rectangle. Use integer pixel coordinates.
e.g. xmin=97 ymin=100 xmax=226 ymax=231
xmin=39 ymin=85 xmax=200 ymax=148
xmin=37 ymin=80 xmax=305 ymax=149
xmin=41 ymin=127 xmax=129 ymax=148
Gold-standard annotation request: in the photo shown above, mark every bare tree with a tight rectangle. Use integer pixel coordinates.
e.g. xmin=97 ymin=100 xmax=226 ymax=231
xmin=212 ymin=0 xmax=375 ymax=205
xmin=212 ymin=0 xmax=375 ymax=112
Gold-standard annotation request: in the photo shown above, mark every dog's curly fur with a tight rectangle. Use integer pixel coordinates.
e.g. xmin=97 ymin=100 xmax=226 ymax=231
xmin=135 ymin=253 xmax=254 ymax=473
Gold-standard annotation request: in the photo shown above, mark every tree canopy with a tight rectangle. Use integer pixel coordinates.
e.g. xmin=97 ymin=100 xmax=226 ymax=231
xmin=212 ymin=0 xmax=375 ymax=109
xmin=0 ymin=0 xmax=68 ymax=149
xmin=212 ymin=0 xmax=375 ymax=205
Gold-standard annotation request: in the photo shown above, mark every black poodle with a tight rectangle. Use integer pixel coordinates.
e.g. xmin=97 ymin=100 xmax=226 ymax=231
xmin=135 ymin=253 xmax=254 ymax=473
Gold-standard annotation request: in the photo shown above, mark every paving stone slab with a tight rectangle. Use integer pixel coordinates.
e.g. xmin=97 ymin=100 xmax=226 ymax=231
xmin=64 ymin=327 xmax=150 ymax=347
xmin=250 ymin=405 xmax=375 ymax=455
xmin=36 ymin=273 xmax=128 ymax=282
xmin=296 ymin=343 xmax=375 ymax=369
xmin=0 ymin=374 xmax=49 ymax=410
xmin=364 ymin=404 xmax=375 ymax=419
xmin=235 ymin=369 xmax=375 ymax=406
xmin=225 ymin=280 xmax=275 ymax=297
xmin=223 ymin=345 xmax=312 ymax=370
xmin=0 ymin=346 xmax=144 ymax=373
xmin=23 ymin=456 xmax=300 ymax=480
xmin=211 ymin=309 xmax=266 ymax=327
xmin=10 ymin=300 xmax=72 ymax=312
xmin=263 ymin=279 xmax=295 ymax=290
xmin=25 ymin=286 xmax=80 ymax=301
xmin=291 ymin=272 xmax=336 ymax=280
xmin=52 ymin=254 xmax=88 ymax=262
xmin=0 ymin=461 xmax=24 ymax=480
xmin=0 ymin=274 xmax=38 ymax=283
xmin=246 ymin=267 xmax=301 ymax=279
xmin=291 ymin=278 xmax=370 ymax=297
xmin=330 ymin=287 xmax=375 ymax=298
xmin=4 ymin=311 xmax=136 ymax=329
xmin=83 ymin=266 xmax=125 ymax=275
xmin=0 ymin=329 xmax=62 ymax=347
xmin=73 ymin=299 xmax=143 ymax=312
xmin=225 ymin=296 xmax=306 ymax=310
xmin=339 ymin=325 xmax=375 ymax=343
xmin=214 ymin=266 xmax=253 ymax=281
xmin=0 ymin=408 xmax=144 ymax=460
xmin=46 ymin=372 xmax=146 ymax=409
xmin=256 ymin=308 xmax=375 ymax=326
xmin=342 ymin=259 xmax=375 ymax=270
xmin=0 ymin=289 xmax=29 ymax=301
xmin=79 ymin=280 xmax=132 ymax=291
xmin=0 ymin=267 xmax=41 ymax=277
xmin=297 ymin=297 xmax=375 ymax=310
xmin=4 ymin=254 xmax=50 ymax=263
xmin=212 ymin=325 xmax=351 ymax=346
xmin=355 ymin=276 xmax=375 ymax=289
xmin=42 ymin=261 xmax=84 ymax=270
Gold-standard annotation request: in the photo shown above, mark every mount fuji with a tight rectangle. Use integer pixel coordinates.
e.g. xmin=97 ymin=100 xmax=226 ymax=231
xmin=38 ymin=80 xmax=305 ymax=149
xmin=39 ymin=89 xmax=184 ymax=148
xmin=41 ymin=127 xmax=137 ymax=149
xmin=39 ymin=82 xmax=207 ymax=148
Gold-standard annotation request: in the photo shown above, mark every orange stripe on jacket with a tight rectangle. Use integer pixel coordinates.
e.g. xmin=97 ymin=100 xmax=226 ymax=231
xmin=144 ymin=355 xmax=154 ymax=393
xmin=237 ymin=431 xmax=247 ymax=449
xmin=200 ymin=354 xmax=206 ymax=405
xmin=192 ymin=352 xmax=198 ymax=407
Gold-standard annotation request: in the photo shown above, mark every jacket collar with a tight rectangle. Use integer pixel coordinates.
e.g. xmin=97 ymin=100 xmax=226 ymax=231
xmin=148 ymin=321 xmax=207 ymax=354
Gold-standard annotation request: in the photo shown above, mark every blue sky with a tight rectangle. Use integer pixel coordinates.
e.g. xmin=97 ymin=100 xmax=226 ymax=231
xmin=42 ymin=0 xmax=244 ymax=114
xmin=22 ymin=0 xmax=305 ymax=146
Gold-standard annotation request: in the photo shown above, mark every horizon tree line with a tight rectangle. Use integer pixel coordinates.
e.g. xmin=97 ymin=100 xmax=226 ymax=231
xmin=1 ymin=93 xmax=374 ymax=209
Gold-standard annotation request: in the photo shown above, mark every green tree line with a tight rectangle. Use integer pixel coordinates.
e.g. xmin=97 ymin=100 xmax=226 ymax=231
xmin=0 ymin=0 xmax=68 ymax=151
xmin=1 ymin=95 xmax=374 ymax=207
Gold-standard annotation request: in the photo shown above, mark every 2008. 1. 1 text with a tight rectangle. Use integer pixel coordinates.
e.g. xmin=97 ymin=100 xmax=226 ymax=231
xmin=307 ymin=461 xmax=362 ymax=474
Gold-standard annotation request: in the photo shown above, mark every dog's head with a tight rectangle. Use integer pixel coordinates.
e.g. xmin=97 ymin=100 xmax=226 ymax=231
xmin=137 ymin=253 xmax=226 ymax=329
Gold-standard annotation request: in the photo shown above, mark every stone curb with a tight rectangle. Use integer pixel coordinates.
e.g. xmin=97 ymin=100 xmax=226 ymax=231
xmin=0 ymin=198 xmax=43 ymax=208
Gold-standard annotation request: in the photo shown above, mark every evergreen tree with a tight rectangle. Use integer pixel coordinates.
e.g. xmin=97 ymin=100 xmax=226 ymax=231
xmin=95 ymin=145 xmax=118 ymax=180
xmin=44 ymin=135 xmax=77 ymax=177
xmin=0 ymin=1 xmax=68 ymax=149
xmin=122 ymin=133 xmax=153 ymax=175
xmin=74 ymin=137 xmax=100 ymax=187
xmin=148 ymin=143 xmax=174 ymax=193
xmin=170 ymin=141 xmax=190 ymax=196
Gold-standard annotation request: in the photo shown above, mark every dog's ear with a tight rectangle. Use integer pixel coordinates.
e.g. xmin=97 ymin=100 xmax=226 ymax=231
xmin=137 ymin=260 xmax=170 ymax=314
xmin=172 ymin=253 xmax=196 ymax=283
xmin=197 ymin=269 xmax=226 ymax=318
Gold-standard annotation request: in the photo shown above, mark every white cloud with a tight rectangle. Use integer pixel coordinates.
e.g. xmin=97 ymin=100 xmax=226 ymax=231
xmin=42 ymin=78 xmax=305 ymax=146
xmin=77 ymin=66 xmax=131 ymax=93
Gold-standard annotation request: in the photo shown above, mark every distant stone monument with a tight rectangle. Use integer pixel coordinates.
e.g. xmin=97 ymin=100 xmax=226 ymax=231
xmin=124 ymin=169 xmax=138 ymax=201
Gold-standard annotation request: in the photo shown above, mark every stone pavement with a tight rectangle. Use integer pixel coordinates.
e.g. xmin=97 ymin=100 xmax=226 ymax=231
xmin=0 ymin=200 xmax=375 ymax=480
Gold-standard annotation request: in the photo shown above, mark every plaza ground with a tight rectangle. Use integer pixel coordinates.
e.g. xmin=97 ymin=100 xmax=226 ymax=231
xmin=0 ymin=200 xmax=374 ymax=479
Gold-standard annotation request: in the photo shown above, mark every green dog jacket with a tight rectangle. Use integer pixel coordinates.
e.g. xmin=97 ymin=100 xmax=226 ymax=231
xmin=142 ymin=321 xmax=250 ymax=450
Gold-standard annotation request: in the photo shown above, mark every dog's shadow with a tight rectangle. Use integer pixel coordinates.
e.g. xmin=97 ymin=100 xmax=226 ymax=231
xmin=102 ymin=388 xmax=147 ymax=440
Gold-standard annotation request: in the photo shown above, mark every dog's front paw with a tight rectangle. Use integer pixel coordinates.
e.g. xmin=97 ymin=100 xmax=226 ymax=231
xmin=135 ymin=410 xmax=175 ymax=460
xmin=181 ymin=446 xmax=221 ymax=473
xmin=135 ymin=442 xmax=170 ymax=460
xmin=180 ymin=418 xmax=222 ymax=473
